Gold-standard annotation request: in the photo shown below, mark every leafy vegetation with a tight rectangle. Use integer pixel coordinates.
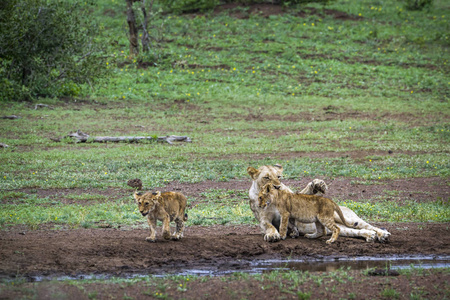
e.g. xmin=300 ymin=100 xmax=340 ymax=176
xmin=0 ymin=0 xmax=109 ymax=100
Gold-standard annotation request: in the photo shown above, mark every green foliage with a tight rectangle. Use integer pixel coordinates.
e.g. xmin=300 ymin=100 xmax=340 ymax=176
xmin=404 ymin=0 xmax=433 ymax=11
xmin=0 ymin=0 xmax=109 ymax=101
xmin=163 ymin=0 xmax=220 ymax=13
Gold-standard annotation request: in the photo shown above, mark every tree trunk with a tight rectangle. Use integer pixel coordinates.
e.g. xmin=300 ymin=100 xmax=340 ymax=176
xmin=126 ymin=0 xmax=139 ymax=56
xmin=140 ymin=0 xmax=154 ymax=53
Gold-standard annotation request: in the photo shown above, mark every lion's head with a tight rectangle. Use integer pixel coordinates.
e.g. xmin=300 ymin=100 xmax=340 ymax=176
xmin=134 ymin=191 xmax=161 ymax=216
xmin=247 ymin=164 xmax=283 ymax=190
xmin=258 ymin=183 xmax=280 ymax=209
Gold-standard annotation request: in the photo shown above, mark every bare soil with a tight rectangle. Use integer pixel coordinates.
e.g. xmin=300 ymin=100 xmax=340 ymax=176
xmin=0 ymin=220 xmax=449 ymax=299
xmin=3 ymin=176 xmax=448 ymax=279
xmin=1 ymin=222 xmax=449 ymax=279
xmin=1 ymin=177 xmax=449 ymax=300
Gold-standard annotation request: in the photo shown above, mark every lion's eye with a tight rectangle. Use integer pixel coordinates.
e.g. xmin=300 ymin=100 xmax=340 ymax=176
xmin=277 ymin=176 xmax=281 ymax=179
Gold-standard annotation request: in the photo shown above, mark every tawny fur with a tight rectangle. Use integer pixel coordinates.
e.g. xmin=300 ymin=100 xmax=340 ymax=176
xmin=247 ymin=164 xmax=327 ymax=242
xmin=134 ymin=191 xmax=188 ymax=242
xmin=259 ymin=183 xmax=356 ymax=244
xmin=247 ymin=165 xmax=391 ymax=243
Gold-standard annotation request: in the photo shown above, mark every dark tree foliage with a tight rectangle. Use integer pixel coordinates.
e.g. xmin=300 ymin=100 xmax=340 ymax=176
xmin=0 ymin=0 xmax=109 ymax=101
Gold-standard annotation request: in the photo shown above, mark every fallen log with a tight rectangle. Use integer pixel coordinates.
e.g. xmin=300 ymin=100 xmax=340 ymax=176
xmin=52 ymin=130 xmax=191 ymax=145
xmin=1 ymin=115 xmax=21 ymax=119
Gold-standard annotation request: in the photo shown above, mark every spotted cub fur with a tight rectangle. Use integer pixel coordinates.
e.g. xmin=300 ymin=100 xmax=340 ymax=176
xmin=258 ymin=183 xmax=356 ymax=244
xmin=134 ymin=191 xmax=188 ymax=242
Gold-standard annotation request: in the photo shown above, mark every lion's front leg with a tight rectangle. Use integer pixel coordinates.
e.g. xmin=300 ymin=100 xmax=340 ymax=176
xmin=146 ymin=215 xmax=157 ymax=242
xmin=279 ymin=212 xmax=290 ymax=240
xmin=261 ymin=217 xmax=281 ymax=242
xmin=161 ymin=213 xmax=171 ymax=240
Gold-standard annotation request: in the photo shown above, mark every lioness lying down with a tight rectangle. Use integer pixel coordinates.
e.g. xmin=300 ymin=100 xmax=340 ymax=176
xmin=134 ymin=191 xmax=188 ymax=242
xmin=248 ymin=164 xmax=391 ymax=243
xmin=259 ymin=183 xmax=357 ymax=244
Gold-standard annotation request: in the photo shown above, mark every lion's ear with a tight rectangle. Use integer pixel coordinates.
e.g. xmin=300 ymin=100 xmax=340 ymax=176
xmin=265 ymin=184 xmax=272 ymax=193
xmin=152 ymin=191 xmax=161 ymax=197
xmin=247 ymin=166 xmax=260 ymax=180
xmin=274 ymin=164 xmax=283 ymax=173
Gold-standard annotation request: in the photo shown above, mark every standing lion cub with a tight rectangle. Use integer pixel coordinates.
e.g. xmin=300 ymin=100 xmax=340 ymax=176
xmin=134 ymin=191 xmax=188 ymax=242
xmin=258 ymin=183 xmax=357 ymax=244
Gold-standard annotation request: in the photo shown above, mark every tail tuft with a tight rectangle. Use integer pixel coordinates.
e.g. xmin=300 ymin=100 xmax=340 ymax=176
xmin=184 ymin=213 xmax=188 ymax=221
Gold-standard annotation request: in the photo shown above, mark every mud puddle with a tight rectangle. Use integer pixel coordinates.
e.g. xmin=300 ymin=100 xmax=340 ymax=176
xmin=16 ymin=255 xmax=450 ymax=282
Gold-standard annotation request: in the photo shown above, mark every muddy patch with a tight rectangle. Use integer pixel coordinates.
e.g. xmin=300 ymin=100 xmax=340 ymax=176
xmin=0 ymin=223 xmax=448 ymax=280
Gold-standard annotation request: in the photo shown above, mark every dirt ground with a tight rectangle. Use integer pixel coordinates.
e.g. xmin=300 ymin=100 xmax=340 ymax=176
xmin=1 ymin=221 xmax=449 ymax=280
xmin=1 ymin=177 xmax=448 ymax=299
xmin=0 ymin=221 xmax=449 ymax=299
xmin=2 ymin=176 xmax=449 ymax=280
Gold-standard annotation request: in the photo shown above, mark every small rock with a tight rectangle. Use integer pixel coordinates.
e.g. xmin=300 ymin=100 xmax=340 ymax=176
xmin=368 ymin=268 xmax=399 ymax=276
xmin=127 ymin=178 xmax=143 ymax=190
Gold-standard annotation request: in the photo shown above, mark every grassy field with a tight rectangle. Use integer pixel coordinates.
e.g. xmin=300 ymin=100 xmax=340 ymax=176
xmin=0 ymin=0 xmax=449 ymax=298
xmin=0 ymin=0 xmax=448 ymax=230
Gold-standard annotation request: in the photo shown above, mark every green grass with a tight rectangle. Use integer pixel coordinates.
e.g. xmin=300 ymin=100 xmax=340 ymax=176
xmin=0 ymin=0 xmax=449 ymax=229
xmin=1 ymin=267 xmax=448 ymax=300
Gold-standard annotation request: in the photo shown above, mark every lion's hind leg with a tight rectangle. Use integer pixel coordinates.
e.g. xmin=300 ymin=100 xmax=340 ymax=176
xmin=172 ymin=217 xmax=185 ymax=240
xmin=338 ymin=207 xmax=391 ymax=242
xmin=304 ymin=221 xmax=325 ymax=239
xmin=321 ymin=219 xmax=340 ymax=244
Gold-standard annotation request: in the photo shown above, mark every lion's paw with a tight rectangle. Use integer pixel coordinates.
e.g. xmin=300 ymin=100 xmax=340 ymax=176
xmin=264 ymin=232 xmax=281 ymax=243
xmin=312 ymin=179 xmax=328 ymax=194
xmin=364 ymin=231 xmax=376 ymax=243
xmin=305 ymin=233 xmax=316 ymax=239
xmin=162 ymin=232 xmax=171 ymax=240
xmin=172 ymin=233 xmax=182 ymax=240
xmin=145 ymin=237 xmax=156 ymax=242
xmin=376 ymin=230 xmax=391 ymax=243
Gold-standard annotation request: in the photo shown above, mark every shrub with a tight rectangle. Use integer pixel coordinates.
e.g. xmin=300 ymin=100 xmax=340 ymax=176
xmin=404 ymin=0 xmax=433 ymax=11
xmin=163 ymin=0 xmax=220 ymax=13
xmin=0 ymin=0 xmax=109 ymax=101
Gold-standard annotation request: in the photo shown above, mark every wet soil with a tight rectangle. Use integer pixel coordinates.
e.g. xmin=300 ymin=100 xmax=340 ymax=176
xmin=2 ymin=176 xmax=449 ymax=298
xmin=0 ymin=222 xmax=449 ymax=280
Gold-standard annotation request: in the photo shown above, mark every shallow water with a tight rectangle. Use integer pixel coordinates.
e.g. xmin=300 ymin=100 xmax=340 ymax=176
xmin=172 ymin=255 xmax=450 ymax=277
xmin=23 ymin=255 xmax=450 ymax=281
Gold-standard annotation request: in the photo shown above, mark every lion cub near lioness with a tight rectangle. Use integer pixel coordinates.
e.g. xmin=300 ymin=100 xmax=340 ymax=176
xmin=258 ymin=184 xmax=357 ymax=244
xmin=134 ymin=191 xmax=188 ymax=242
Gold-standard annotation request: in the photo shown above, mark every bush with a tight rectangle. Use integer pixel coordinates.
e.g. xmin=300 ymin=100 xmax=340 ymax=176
xmin=163 ymin=0 xmax=220 ymax=13
xmin=404 ymin=0 xmax=433 ymax=11
xmin=0 ymin=0 xmax=109 ymax=101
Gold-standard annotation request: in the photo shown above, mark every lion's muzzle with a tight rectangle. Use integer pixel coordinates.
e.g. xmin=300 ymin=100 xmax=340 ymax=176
xmin=141 ymin=212 xmax=148 ymax=217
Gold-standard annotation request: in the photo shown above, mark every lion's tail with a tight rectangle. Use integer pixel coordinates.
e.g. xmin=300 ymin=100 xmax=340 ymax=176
xmin=183 ymin=213 xmax=188 ymax=222
xmin=334 ymin=202 xmax=358 ymax=228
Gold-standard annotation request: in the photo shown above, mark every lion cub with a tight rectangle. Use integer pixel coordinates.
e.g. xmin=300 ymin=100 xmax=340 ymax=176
xmin=134 ymin=191 xmax=188 ymax=242
xmin=258 ymin=184 xmax=356 ymax=244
